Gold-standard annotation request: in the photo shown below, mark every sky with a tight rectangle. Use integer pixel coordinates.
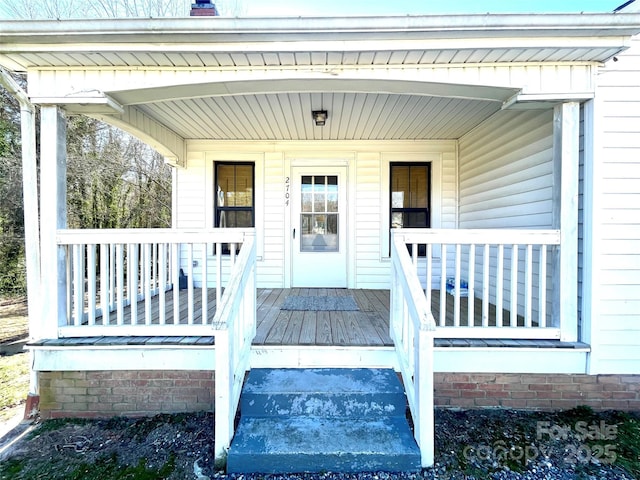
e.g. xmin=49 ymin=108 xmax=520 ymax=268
xmin=0 ymin=0 xmax=633 ymax=19
xmin=243 ymin=0 xmax=629 ymax=16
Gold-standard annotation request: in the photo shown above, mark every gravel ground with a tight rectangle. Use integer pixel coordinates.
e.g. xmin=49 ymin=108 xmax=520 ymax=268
xmin=0 ymin=408 xmax=638 ymax=480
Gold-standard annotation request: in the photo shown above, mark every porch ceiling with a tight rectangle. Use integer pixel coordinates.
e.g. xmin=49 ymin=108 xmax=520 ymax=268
xmin=127 ymin=91 xmax=503 ymax=141
xmin=97 ymin=76 xmax=518 ymax=141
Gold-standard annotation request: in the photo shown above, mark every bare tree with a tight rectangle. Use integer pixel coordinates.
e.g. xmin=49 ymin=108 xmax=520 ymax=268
xmin=218 ymin=0 xmax=246 ymax=16
xmin=86 ymin=0 xmax=192 ymax=18
xmin=0 ymin=0 xmax=244 ymax=18
xmin=0 ymin=0 xmax=86 ymax=19
xmin=0 ymin=79 xmax=27 ymax=296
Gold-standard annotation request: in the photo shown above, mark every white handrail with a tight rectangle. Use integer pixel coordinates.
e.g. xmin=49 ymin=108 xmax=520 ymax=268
xmin=56 ymin=228 xmax=250 ymax=244
xmin=212 ymin=232 xmax=257 ymax=465
xmin=390 ymin=231 xmax=436 ymax=468
xmin=398 ymin=228 xmax=560 ymax=245
xmin=397 ymin=228 xmax=562 ymax=339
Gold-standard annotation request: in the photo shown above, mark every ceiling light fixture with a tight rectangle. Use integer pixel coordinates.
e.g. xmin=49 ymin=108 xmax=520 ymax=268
xmin=312 ymin=110 xmax=328 ymax=126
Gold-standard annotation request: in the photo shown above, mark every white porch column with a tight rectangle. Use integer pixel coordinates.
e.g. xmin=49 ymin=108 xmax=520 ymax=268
xmin=0 ymin=68 xmax=41 ymax=401
xmin=552 ymin=102 xmax=579 ymax=342
xmin=39 ymin=106 xmax=67 ymax=339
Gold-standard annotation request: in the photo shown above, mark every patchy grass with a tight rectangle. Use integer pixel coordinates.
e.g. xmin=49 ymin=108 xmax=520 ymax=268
xmin=0 ymin=299 xmax=29 ymax=423
xmin=0 ymin=352 xmax=29 ymax=422
xmin=609 ymin=410 xmax=640 ymax=478
xmin=1 ymin=454 xmax=176 ymax=480
xmin=0 ymin=298 xmax=28 ymax=344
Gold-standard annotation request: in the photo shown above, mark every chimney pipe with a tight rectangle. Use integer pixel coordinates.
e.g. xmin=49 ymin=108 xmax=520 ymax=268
xmin=191 ymin=0 xmax=219 ymax=16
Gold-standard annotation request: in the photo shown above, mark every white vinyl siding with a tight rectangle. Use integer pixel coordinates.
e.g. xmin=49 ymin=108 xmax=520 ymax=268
xmin=354 ymin=153 xmax=385 ymax=289
xmin=457 ymin=109 xmax=554 ymax=322
xmin=174 ymin=141 xmax=457 ymax=289
xmin=458 ymin=109 xmax=554 ymax=229
xmin=591 ymin=35 xmax=640 ymax=373
xmin=262 ymin=152 xmax=287 ymax=287
xmin=578 ymin=104 xmax=586 ymax=340
xmin=174 ymin=150 xmax=207 ymax=228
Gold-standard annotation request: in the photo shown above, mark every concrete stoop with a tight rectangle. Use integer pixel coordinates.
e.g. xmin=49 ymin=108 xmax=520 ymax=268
xmin=226 ymin=368 xmax=421 ymax=474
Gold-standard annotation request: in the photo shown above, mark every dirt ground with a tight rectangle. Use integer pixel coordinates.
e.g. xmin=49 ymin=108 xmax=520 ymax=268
xmin=0 ymin=408 xmax=638 ymax=480
xmin=0 ymin=412 xmax=217 ymax=479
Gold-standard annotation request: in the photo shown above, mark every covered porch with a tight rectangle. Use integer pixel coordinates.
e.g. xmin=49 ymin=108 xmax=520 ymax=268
xmin=12 ymin=15 xmax=601 ymax=348
xmin=6 ymin=12 xmax=638 ymax=471
xmin=29 ymin=226 xmax=589 ymax=468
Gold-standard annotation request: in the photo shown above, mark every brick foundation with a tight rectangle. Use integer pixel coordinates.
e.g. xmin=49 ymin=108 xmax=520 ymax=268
xmin=37 ymin=371 xmax=640 ymax=419
xmin=435 ymin=373 xmax=640 ymax=411
xmin=38 ymin=370 xmax=215 ymax=419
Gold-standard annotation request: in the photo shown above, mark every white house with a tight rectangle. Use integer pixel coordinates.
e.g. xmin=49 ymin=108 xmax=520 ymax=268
xmin=1 ymin=3 xmax=639 ymax=467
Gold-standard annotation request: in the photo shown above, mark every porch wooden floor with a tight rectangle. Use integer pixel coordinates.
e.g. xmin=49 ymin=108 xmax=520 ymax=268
xmin=93 ymin=288 xmax=392 ymax=346
xmin=91 ymin=287 xmax=527 ymax=347
xmin=254 ymin=288 xmax=526 ymax=346
xmin=254 ymin=289 xmax=392 ymax=346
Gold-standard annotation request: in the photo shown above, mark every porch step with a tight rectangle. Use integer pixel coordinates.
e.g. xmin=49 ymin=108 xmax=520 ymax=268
xmin=239 ymin=367 xmax=407 ymax=418
xmin=227 ymin=368 xmax=421 ymax=474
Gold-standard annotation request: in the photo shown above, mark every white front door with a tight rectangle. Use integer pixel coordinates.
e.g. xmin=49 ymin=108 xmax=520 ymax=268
xmin=291 ymin=166 xmax=348 ymax=287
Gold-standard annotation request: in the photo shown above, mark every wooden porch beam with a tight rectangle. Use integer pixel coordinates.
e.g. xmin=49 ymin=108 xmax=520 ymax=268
xmin=40 ymin=106 xmax=68 ymax=340
xmin=552 ymin=102 xmax=579 ymax=342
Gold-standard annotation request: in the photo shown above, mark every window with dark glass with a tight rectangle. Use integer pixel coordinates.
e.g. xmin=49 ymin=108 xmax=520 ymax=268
xmin=214 ymin=162 xmax=254 ymax=253
xmin=390 ymin=162 xmax=431 ymax=255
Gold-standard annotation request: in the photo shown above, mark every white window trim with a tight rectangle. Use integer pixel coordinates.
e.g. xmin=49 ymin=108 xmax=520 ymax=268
xmin=380 ymin=152 xmax=443 ymax=259
xmin=205 ymin=152 xmax=264 ymax=260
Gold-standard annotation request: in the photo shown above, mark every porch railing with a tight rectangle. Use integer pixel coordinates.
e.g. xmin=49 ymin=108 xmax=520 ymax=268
xmin=56 ymin=228 xmax=254 ymax=337
xmin=57 ymin=228 xmax=257 ymax=465
xmin=212 ymin=231 xmax=256 ymax=464
xmin=393 ymin=228 xmax=562 ymax=339
xmin=390 ymin=231 xmax=436 ymax=468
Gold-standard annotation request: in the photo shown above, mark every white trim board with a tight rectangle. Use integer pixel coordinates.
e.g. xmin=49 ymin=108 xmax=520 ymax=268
xmin=30 ymin=345 xmax=589 ymax=374
xmin=31 ymin=347 xmax=216 ymax=371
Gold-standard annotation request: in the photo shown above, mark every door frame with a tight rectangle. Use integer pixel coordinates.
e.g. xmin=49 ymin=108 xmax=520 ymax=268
xmin=290 ymin=165 xmax=348 ymax=288
xmin=284 ymin=158 xmax=354 ymax=288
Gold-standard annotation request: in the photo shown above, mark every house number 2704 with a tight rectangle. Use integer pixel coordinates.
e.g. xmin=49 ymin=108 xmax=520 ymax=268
xmin=285 ymin=176 xmax=290 ymax=206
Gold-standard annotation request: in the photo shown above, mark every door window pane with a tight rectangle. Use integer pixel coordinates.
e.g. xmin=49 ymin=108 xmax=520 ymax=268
xmin=300 ymin=175 xmax=339 ymax=252
xmin=314 ymin=193 xmax=326 ymax=212
xmin=301 ymin=176 xmax=313 ymax=212
xmin=327 ymin=176 xmax=338 ymax=212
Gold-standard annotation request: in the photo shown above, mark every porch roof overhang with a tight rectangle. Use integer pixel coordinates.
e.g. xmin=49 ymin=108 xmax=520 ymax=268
xmin=2 ymin=14 xmax=640 ymax=70
xmin=1 ymin=13 xmax=639 ymax=164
